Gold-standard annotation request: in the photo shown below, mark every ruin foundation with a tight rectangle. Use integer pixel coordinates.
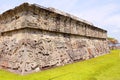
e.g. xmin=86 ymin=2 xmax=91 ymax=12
xmin=0 ymin=3 xmax=109 ymax=74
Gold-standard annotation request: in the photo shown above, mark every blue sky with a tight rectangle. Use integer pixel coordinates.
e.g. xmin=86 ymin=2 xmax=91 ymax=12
xmin=0 ymin=0 xmax=120 ymax=42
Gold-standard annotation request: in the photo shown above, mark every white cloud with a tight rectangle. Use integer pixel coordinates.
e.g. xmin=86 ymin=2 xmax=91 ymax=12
xmin=71 ymin=2 xmax=120 ymax=41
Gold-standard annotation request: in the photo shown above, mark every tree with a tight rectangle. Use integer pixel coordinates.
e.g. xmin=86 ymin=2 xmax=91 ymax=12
xmin=108 ymin=37 xmax=119 ymax=49
xmin=108 ymin=37 xmax=118 ymax=44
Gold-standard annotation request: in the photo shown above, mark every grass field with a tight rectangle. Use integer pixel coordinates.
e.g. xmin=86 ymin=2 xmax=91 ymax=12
xmin=0 ymin=50 xmax=120 ymax=80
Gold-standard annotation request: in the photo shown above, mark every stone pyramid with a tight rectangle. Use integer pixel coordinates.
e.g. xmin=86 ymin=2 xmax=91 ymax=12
xmin=0 ymin=3 xmax=109 ymax=74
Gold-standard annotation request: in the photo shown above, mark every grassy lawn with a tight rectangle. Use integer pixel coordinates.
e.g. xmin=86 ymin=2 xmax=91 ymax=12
xmin=0 ymin=50 xmax=120 ymax=80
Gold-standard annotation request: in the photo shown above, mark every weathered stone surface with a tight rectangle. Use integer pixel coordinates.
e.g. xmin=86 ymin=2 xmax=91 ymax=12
xmin=0 ymin=3 xmax=109 ymax=74
xmin=0 ymin=3 xmax=107 ymax=39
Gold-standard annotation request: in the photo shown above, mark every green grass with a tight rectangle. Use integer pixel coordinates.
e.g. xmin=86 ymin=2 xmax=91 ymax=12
xmin=0 ymin=50 xmax=120 ymax=80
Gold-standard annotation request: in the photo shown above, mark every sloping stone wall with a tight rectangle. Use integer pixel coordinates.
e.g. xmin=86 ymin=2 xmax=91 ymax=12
xmin=0 ymin=28 xmax=109 ymax=74
xmin=0 ymin=3 xmax=109 ymax=74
